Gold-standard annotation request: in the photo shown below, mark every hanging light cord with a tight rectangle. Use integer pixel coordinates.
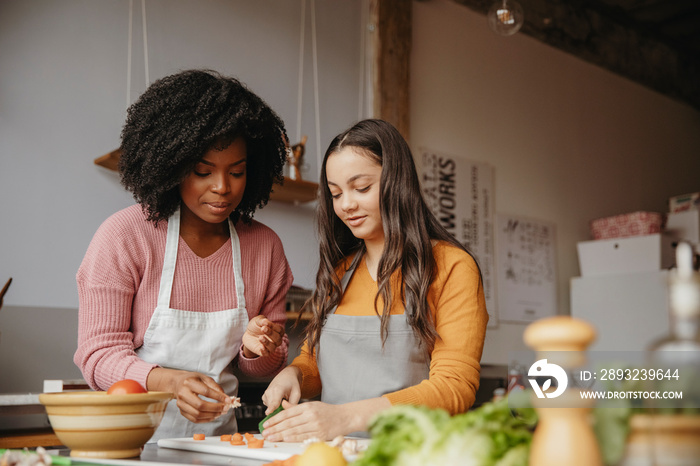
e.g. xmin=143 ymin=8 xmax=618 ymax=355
xmin=126 ymin=0 xmax=133 ymax=109
xmin=296 ymin=0 xmax=322 ymax=177
xmin=296 ymin=0 xmax=306 ymax=144
xmin=141 ymin=0 xmax=150 ymax=85
xmin=358 ymin=0 xmax=368 ymax=120
xmin=310 ymin=0 xmax=322 ymax=177
xmin=126 ymin=0 xmax=150 ymax=109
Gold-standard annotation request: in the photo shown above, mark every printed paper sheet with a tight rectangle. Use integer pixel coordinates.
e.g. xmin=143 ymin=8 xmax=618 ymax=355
xmin=421 ymin=148 xmax=498 ymax=327
xmin=496 ymin=214 xmax=557 ymax=322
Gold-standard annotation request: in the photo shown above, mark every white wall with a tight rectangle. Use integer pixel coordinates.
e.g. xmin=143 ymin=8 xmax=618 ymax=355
xmin=0 ymin=0 xmax=364 ymax=310
xmin=0 ymin=0 xmax=365 ymax=393
xmin=411 ymin=0 xmax=700 ymax=364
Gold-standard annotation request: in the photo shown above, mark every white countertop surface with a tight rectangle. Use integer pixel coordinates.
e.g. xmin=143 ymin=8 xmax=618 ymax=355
xmin=48 ymin=445 xmax=270 ymax=466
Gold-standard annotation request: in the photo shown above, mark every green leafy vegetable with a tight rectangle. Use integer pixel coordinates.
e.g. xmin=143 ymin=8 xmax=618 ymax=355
xmin=352 ymin=398 xmax=536 ymax=466
xmin=592 ymin=404 xmax=631 ymax=466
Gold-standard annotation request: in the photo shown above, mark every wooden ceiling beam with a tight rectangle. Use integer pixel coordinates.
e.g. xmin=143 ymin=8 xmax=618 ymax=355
xmin=371 ymin=0 xmax=413 ymax=141
xmin=452 ymin=0 xmax=700 ymax=111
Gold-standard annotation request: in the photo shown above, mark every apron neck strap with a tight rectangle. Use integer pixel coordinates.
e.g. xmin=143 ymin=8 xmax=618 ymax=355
xmin=157 ymin=208 xmax=181 ymax=308
xmin=228 ymin=216 xmax=245 ymax=308
xmin=329 ymin=255 xmax=360 ymax=315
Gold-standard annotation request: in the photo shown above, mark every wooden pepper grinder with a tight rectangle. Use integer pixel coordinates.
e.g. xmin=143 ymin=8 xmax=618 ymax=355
xmin=523 ymin=316 xmax=603 ymax=466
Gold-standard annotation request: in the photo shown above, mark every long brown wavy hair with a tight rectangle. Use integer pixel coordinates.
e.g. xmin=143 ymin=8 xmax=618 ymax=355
xmin=305 ymin=119 xmax=479 ymax=355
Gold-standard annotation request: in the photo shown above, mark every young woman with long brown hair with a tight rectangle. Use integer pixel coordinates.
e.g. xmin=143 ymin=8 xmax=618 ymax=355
xmin=261 ymin=119 xmax=488 ymax=441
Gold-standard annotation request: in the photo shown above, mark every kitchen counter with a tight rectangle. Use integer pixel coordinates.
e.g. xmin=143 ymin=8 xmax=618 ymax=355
xmin=0 ymin=393 xmax=58 ymax=448
xmin=0 ymin=393 xmax=46 ymax=419
xmin=48 ymin=444 xmax=269 ymax=466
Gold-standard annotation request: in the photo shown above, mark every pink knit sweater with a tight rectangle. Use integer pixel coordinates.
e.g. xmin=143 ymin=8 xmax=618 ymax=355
xmin=74 ymin=205 xmax=293 ymax=391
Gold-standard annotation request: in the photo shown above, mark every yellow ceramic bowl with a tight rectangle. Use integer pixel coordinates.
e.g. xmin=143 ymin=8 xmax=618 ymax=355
xmin=39 ymin=391 xmax=173 ymax=459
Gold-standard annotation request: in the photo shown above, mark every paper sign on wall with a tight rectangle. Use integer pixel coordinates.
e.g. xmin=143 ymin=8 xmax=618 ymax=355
xmin=496 ymin=214 xmax=557 ymax=322
xmin=420 ymin=148 xmax=498 ymax=327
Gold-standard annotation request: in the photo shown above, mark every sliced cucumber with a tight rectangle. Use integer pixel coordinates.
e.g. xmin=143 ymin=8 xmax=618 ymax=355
xmin=258 ymin=405 xmax=284 ymax=433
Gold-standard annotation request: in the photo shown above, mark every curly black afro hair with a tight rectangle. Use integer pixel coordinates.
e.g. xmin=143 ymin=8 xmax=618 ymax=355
xmin=119 ymin=69 xmax=288 ymax=225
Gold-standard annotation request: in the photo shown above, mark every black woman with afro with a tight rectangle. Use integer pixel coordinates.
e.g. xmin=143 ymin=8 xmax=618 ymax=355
xmin=74 ymin=69 xmax=294 ymax=440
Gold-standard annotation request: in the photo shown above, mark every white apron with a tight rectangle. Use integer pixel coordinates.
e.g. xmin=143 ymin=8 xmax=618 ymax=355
xmin=136 ymin=207 xmax=248 ymax=441
xmin=316 ymin=260 xmax=430 ymax=436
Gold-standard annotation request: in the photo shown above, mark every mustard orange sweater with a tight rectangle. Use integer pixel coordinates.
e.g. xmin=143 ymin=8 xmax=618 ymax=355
xmin=291 ymin=241 xmax=489 ymax=414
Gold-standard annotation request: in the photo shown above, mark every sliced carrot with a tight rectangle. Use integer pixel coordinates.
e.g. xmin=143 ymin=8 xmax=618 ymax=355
xmin=273 ymin=456 xmax=298 ymax=466
xmin=262 ymin=456 xmax=298 ymax=466
xmin=247 ymin=437 xmax=265 ymax=449
xmin=220 ymin=434 xmax=232 ymax=441
xmin=231 ymin=432 xmax=244 ymax=442
xmin=230 ymin=438 xmax=246 ymax=446
xmin=193 ymin=433 xmax=205 ymax=441
xmin=244 ymin=432 xmax=255 ymax=440
xmin=273 ymin=455 xmax=298 ymax=466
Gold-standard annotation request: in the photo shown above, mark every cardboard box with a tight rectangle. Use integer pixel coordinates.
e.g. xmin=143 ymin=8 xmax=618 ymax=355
xmin=665 ymin=210 xmax=700 ymax=244
xmin=577 ymin=233 xmax=676 ymax=277
xmin=590 ymin=211 xmax=662 ymax=240
xmin=669 ymin=192 xmax=700 ymax=213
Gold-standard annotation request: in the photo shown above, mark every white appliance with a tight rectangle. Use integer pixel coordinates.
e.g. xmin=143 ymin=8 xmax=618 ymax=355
xmin=570 ymin=270 xmax=670 ymax=351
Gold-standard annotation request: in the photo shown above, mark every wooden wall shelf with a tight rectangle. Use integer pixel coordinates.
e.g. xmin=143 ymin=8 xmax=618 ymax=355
xmin=93 ymin=149 xmax=317 ymax=204
xmin=269 ymin=178 xmax=318 ymax=204
xmin=94 ymin=148 xmax=121 ymax=171
xmin=285 ymin=311 xmax=312 ymax=321
xmin=285 ymin=285 xmax=312 ymax=320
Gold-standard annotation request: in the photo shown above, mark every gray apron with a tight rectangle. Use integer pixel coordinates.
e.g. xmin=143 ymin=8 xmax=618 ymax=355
xmin=317 ymin=260 xmax=430 ymax=434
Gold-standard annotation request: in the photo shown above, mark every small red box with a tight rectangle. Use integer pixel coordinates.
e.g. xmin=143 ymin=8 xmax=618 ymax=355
xmin=590 ymin=211 xmax=663 ymax=240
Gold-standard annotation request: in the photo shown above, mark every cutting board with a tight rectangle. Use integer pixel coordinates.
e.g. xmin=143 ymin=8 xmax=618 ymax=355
xmin=158 ymin=435 xmax=369 ymax=462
